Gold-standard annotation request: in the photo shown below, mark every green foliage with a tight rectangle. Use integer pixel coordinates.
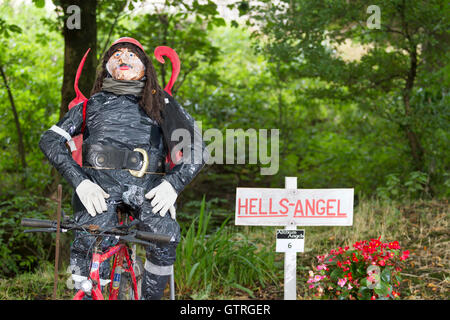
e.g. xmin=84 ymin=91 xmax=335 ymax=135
xmin=0 ymin=195 xmax=56 ymax=276
xmin=376 ymin=171 xmax=430 ymax=200
xmin=0 ymin=4 xmax=63 ymax=175
xmin=0 ymin=3 xmax=65 ymax=277
xmin=232 ymin=0 xmax=450 ymax=198
xmin=0 ymin=260 xmax=74 ymax=300
xmin=0 ymin=18 xmax=21 ymax=38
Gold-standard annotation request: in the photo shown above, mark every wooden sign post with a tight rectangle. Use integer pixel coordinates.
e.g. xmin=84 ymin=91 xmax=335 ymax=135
xmin=235 ymin=177 xmax=354 ymax=300
xmin=53 ymin=184 xmax=62 ymax=300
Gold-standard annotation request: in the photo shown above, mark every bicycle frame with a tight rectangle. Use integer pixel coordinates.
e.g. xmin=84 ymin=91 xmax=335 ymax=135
xmin=22 ymin=215 xmax=171 ymax=300
xmin=73 ymin=242 xmax=139 ymax=300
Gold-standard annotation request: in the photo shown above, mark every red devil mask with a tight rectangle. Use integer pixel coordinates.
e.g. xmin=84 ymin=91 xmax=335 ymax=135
xmin=106 ymin=37 xmax=147 ymax=81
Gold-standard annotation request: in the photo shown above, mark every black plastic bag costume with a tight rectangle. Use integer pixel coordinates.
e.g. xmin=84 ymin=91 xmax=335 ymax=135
xmin=39 ymin=87 xmax=205 ymax=299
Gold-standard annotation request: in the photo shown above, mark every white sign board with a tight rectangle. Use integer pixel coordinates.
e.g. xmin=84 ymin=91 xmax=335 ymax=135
xmin=276 ymin=229 xmax=305 ymax=253
xmin=235 ymin=188 xmax=354 ymax=226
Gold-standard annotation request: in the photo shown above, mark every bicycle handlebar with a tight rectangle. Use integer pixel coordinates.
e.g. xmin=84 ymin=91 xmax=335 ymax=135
xmin=21 ymin=218 xmax=55 ymax=229
xmin=135 ymin=231 xmax=173 ymax=243
xmin=21 ymin=218 xmax=172 ymax=244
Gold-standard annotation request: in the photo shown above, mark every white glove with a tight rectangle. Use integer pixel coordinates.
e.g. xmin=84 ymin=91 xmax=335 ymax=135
xmin=145 ymin=180 xmax=177 ymax=219
xmin=75 ymin=179 xmax=110 ymax=217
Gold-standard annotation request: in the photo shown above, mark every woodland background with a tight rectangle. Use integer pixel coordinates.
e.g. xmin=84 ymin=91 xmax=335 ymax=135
xmin=0 ymin=0 xmax=448 ymax=299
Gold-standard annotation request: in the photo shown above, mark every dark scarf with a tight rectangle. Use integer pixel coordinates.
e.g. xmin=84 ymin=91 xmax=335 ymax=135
xmin=102 ymin=77 xmax=145 ymax=97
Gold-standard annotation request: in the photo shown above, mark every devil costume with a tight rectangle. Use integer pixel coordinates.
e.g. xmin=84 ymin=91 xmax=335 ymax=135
xmin=39 ymin=77 xmax=205 ymax=299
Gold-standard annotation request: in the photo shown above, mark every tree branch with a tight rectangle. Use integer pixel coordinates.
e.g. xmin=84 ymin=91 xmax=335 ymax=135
xmin=172 ymin=63 xmax=198 ymax=94
xmin=0 ymin=64 xmax=27 ymax=170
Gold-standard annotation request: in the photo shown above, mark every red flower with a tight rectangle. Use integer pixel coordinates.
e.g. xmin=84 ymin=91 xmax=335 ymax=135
xmin=388 ymin=241 xmax=400 ymax=249
xmin=400 ymin=250 xmax=410 ymax=261
xmin=309 ymin=238 xmax=408 ymax=300
xmin=370 ymin=238 xmax=381 ymax=248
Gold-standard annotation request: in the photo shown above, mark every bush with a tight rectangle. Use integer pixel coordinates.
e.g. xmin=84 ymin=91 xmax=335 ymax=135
xmin=0 ymin=195 xmax=55 ymax=276
xmin=307 ymin=237 xmax=410 ymax=300
xmin=376 ymin=171 xmax=430 ymax=200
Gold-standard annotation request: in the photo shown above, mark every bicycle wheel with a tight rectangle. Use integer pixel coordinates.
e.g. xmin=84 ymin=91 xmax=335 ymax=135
xmin=118 ymin=255 xmax=144 ymax=300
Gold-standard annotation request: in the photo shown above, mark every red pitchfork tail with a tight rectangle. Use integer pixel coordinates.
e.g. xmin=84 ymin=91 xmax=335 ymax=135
xmin=68 ymin=48 xmax=91 ymax=167
xmin=154 ymin=46 xmax=182 ymax=168
xmin=69 ymin=48 xmax=91 ymax=110
xmin=154 ymin=46 xmax=180 ymax=96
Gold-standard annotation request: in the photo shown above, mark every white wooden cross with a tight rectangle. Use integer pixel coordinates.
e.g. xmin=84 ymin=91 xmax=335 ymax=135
xmin=235 ymin=177 xmax=354 ymax=300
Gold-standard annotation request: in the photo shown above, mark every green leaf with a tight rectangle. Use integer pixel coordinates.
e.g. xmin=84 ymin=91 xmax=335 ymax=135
xmin=330 ymin=268 xmax=343 ymax=281
xmin=8 ymin=24 xmax=22 ymax=34
xmin=360 ymin=278 xmax=368 ymax=287
xmin=357 ymin=264 xmax=366 ymax=276
xmin=327 ymin=255 xmax=338 ymax=265
xmin=230 ymin=283 xmax=254 ymax=298
xmin=374 ymin=281 xmax=390 ymax=297
xmin=212 ymin=17 xmax=226 ymax=27
xmin=32 ymin=0 xmax=45 ymax=8
xmin=358 ymin=286 xmax=371 ymax=300
xmin=187 ymin=262 xmax=200 ymax=285
xmin=381 ymin=268 xmax=391 ymax=283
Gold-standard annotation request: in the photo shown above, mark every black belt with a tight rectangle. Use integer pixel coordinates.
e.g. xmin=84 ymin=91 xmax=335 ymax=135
xmin=82 ymin=144 xmax=164 ymax=177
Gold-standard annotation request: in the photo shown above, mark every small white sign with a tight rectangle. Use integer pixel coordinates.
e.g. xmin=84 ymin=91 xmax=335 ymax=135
xmin=276 ymin=229 xmax=305 ymax=253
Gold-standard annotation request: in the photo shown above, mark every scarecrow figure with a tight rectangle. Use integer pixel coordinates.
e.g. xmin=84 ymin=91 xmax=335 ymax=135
xmin=39 ymin=37 xmax=205 ymax=299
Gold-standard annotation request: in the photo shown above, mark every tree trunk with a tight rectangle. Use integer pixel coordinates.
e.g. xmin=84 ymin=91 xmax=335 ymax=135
xmin=59 ymin=0 xmax=98 ymax=120
xmin=397 ymin=2 xmax=426 ymax=174
xmin=0 ymin=65 xmax=27 ymax=170
xmin=402 ymin=45 xmax=425 ymax=172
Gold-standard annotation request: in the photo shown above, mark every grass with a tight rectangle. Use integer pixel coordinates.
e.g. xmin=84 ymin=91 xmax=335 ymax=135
xmin=0 ymin=261 xmax=73 ymax=300
xmin=0 ymin=197 xmax=448 ymax=300
xmin=174 ymin=195 xmax=279 ymax=299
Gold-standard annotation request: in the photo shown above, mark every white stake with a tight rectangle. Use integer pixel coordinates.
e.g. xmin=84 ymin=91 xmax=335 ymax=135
xmin=284 ymin=177 xmax=297 ymax=300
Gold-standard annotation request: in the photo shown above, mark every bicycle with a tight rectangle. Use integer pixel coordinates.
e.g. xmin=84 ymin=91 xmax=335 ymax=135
xmin=21 ymin=212 xmax=173 ymax=300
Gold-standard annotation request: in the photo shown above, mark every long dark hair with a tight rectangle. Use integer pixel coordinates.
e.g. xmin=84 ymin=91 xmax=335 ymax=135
xmin=91 ymin=42 xmax=165 ymax=123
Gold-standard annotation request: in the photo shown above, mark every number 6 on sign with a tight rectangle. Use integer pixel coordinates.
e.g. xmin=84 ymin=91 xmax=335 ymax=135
xmin=276 ymin=229 xmax=304 ymax=252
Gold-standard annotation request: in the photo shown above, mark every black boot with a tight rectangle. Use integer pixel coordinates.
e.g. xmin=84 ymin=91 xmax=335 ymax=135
xmin=141 ymin=269 xmax=170 ymax=300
